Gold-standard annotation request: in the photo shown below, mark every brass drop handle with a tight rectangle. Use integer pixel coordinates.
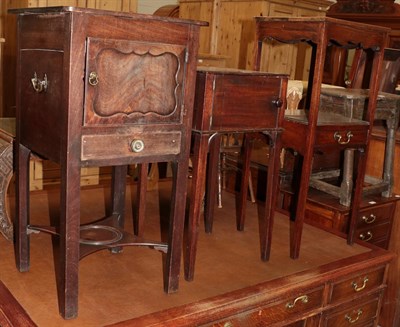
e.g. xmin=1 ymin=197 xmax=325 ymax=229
xmin=345 ymin=309 xmax=363 ymax=324
xmin=286 ymin=295 xmax=308 ymax=309
xmin=31 ymin=72 xmax=48 ymax=93
xmin=88 ymin=71 xmax=99 ymax=86
xmin=130 ymin=139 xmax=145 ymax=153
xmin=362 ymin=214 xmax=376 ymax=224
xmin=359 ymin=231 xmax=373 ymax=242
xmin=352 ymin=276 xmax=369 ymax=292
xmin=334 ymin=131 xmax=353 ymax=145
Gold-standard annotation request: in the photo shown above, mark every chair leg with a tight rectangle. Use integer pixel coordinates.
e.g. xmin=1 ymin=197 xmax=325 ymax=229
xmin=248 ymin=171 xmax=256 ymax=203
xmin=58 ymin=158 xmax=81 ymax=319
xmin=110 ymin=165 xmax=128 ymax=228
xmin=260 ymin=132 xmax=281 ymax=261
xmin=236 ymin=134 xmax=253 ymax=231
xmin=204 ymin=134 xmax=221 ymax=233
xmin=134 ymin=163 xmax=148 ymax=237
xmin=289 ymin=149 xmax=312 ymax=260
xmin=217 ymin=151 xmax=224 ymax=208
xmin=15 ymin=143 xmax=31 ymax=272
xmin=347 ymin=148 xmax=367 ymax=245
xmin=164 ymin=159 xmax=188 ymax=293
xmin=185 ymin=133 xmax=209 ymax=281
xmin=339 ymin=149 xmax=354 ymax=207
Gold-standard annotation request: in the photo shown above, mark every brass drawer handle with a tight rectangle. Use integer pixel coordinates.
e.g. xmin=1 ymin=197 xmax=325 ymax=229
xmin=286 ymin=295 xmax=308 ymax=309
xmin=31 ymin=72 xmax=48 ymax=93
xmin=359 ymin=231 xmax=373 ymax=242
xmin=351 ymin=276 xmax=369 ymax=292
xmin=88 ymin=71 xmax=99 ymax=86
xmin=345 ymin=309 xmax=363 ymax=324
xmin=334 ymin=131 xmax=353 ymax=145
xmin=130 ymin=139 xmax=145 ymax=153
xmin=362 ymin=214 xmax=376 ymax=224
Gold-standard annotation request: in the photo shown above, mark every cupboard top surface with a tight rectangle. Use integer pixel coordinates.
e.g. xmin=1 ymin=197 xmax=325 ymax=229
xmin=9 ymin=6 xmax=207 ymax=26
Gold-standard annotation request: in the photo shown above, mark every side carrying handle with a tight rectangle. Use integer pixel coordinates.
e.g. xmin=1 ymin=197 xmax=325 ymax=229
xmin=31 ymin=72 xmax=48 ymax=93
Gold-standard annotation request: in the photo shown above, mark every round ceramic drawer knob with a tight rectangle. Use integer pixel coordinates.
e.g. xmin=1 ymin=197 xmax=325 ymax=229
xmin=130 ymin=139 xmax=145 ymax=153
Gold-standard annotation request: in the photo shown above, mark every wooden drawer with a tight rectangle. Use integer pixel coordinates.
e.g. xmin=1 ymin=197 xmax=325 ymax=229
xmin=314 ymin=125 xmax=368 ymax=149
xmin=356 ymin=222 xmax=391 ymax=245
xmin=356 ymin=202 xmax=395 ymax=229
xmin=322 ymin=293 xmax=381 ymax=327
xmin=210 ymin=287 xmax=324 ymax=327
xmin=81 ymin=131 xmax=181 ymax=162
xmin=329 ymin=266 xmax=385 ymax=304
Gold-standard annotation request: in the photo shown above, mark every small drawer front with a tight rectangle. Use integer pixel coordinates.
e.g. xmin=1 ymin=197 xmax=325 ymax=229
xmin=329 ymin=267 xmax=385 ymax=304
xmin=211 ymin=288 xmax=323 ymax=327
xmin=357 ymin=223 xmax=391 ymax=245
xmin=356 ymin=203 xmax=394 ymax=229
xmin=81 ymin=132 xmax=181 ymax=161
xmin=19 ymin=13 xmax=66 ymax=50
xmin=323 ymin=294 xmax=380 ymax=327
xmin=314 ymin=125 xmax=368 ymax=148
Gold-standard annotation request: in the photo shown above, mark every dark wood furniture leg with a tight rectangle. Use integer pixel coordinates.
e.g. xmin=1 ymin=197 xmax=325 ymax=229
xmin=110 ymin=165 xmax=128 ymax=227
xmin=15 ymin=143 xmax=31 ymax=272
xmin=236 ymin=133 xmax=254 ymax=232
xmin=58 ymin=158 xmax=81 ymax=318
xmin=261 ymin=131 xmax=282 ymax=261
xmin=165 ymin=159 xmax=188 ymax=292
xmin=134 ymin=163 xmax=148 ymax=237
xmin=204 ymin=134 xmax=221 ymax=233
xmin=185 ymin=132 xmax=209 ymax=281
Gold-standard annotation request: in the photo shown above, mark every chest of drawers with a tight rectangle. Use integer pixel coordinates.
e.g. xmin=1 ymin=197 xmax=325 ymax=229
xmin=12 ymin=6 xmax=204 ymax=319
xmin=278 ymin=184 xmax=398 ymax=249
xmin=117 ymin=248 xmax=394 ymax=326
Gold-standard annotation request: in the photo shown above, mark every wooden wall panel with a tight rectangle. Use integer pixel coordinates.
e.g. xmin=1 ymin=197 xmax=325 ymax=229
xmin=217 ymin=1 xmax=268 ymax=69
xmin=179 ymin=0 xmax=333 ymax=76
xmin=179 ymin=0 xmax=213 ymax=55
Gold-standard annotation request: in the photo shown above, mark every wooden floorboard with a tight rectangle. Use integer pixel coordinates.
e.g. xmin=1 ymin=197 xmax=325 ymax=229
xmin=0 ymin=180 xmax=367 ymax=326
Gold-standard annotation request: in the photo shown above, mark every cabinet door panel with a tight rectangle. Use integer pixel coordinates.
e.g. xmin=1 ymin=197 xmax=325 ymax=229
xmin=84 ymin=37 xmax=187 ymax=125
